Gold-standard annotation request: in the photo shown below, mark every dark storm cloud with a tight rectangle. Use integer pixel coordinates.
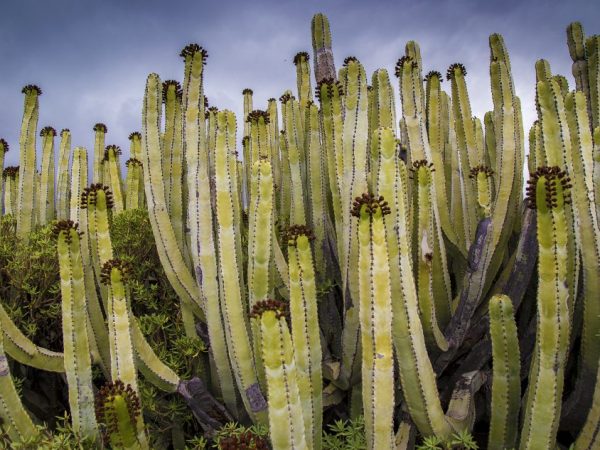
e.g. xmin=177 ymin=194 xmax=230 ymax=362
xmin=0 ymin=0 xmax=598 ymax=166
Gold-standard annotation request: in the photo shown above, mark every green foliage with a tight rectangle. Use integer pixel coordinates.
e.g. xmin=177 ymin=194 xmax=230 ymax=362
xmin=0 ymin=216 xmax=62 ymax=350
xmin=321 ymin=416 xmax=367 ymax=450
xmin=416 ymin=430 xmax=479 ymax=450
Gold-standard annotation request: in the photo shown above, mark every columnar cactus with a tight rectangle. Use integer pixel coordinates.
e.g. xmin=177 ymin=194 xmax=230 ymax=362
xmin=16 ymin=85 xmax=41 ymax=238
xmin=251 ymin=300 xmax=307 ymax=450
xmin=351 ymin=193 xmax=395 ymax=449
xmin=53 ymin=220 xmax=99 ymax=440
xmin=56 ymin=128 xmax=71 ymax=220
xmin=38 ymin=126 xmax=56 ymax=224
xmin=520 ymin=167 xmax=571 ymax=449
xmin=103 ymin=145 xmax=125 ymax=213
xmin=93 ymin=123 xmax=107 ymax=184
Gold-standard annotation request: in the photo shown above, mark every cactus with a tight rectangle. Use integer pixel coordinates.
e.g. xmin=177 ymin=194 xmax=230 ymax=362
xmin=251 ymin=300 xmax=307 ymax=450
xmin=488 ymin=295 xmax=520 ymax=450
xmin=53 ymin=220 xmax=99 ymax=440
xmin=352 ymin=193 xmax=395 ymax=449
xmin=16 ymin=85 xmax=41 ymax=238
xmin=56 ymin=129 xmax=71 ymax=220
xmin=103 ymin=145 xmax=125 ymax=213
xmin=2 ymin=167 xmax=19 ymax=216
xmin=520 ymin=167 xmax=571 ymax=449
xmin=38 ymin=126 xmax=56 ymax=224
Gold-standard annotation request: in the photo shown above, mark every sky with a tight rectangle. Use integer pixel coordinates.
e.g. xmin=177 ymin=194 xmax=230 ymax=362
xmin=0 ymin=0 xmax=598 ymax=167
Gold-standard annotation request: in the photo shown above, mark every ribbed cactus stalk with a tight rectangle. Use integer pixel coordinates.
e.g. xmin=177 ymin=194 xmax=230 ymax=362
xmin=162 ymin=80 xmax=180 ymax=210
xmin=281 ymin=94 xmax=308 ymax=225
xmin=16 ymin=85 xmax=41 ymax=238
xmin=96 ymin=380 xmax=147 ymax=450
xmin=0 ymin=139 xmax=7 ymax=180
xmin=2 ymin=167 xmax=19 ymax=216
xmin=242 ymin=88 xmax=254 ymax=202
xmin=56 ymin=129 xmax=71 ymax=220
xmin=103 ymin=145 xmax=124 ymax=213
xmin=520 ymin=166 xmax=571 ymax=450
xmin=267 ymin=98 xmax=281 ymax=193
xmin=53 ymin=220 xmax=99 ymax=440
xmin=125 ymin=158 xmax=143 ymax=210
xmin=0 ymin=302 xmax=64 ymax=372
xmin=286 ymin=225 xmax=323 ymax=449
xmin=0 ymin=339 xmax=38 ymax=443
xmin=586 ymin=34 xmax=599 ymax=129
xmin=70 ymin=147 xmax=88 ymax=222
xmin=351 ymin=193 xmax=395 ymax=449
xmin=251 ymin=300 xmax=307 ymax=450
xmin=93 ymin=123 xmax=107 ymax=184
xmin=214 ymin=109 xmax=267 ymax=422
xmin=141 ymin=73 xmax=203 ymax=320
xmin=100 ymin=259 xmax=148 ymax=447
xmin=38 ymin=126 xmax=56 ymax=224
xmin=339 ymin=56 xmax=369 ymax=389
xmin=488 ymin=294 xmax=520 ymax=450
xmin=294 ymin=52 xmax=313 ymax=114
xmin=311 ymin=13 xmax=336 ymax=83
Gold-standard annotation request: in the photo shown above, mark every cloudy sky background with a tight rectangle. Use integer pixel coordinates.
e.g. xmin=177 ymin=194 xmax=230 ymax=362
xmin=0 ymin=0 xmax=598 ymax=166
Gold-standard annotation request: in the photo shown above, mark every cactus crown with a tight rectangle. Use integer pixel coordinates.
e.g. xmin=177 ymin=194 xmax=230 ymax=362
xmin=95 ymin=380 xmax=141 ymax=443
xmin=293 ymin=51 xmax=310 ymax=65
xmin=469 ymin=165 xmax=494 ymax=178
xmin=343 ymin=56 xmax=358 ymax=66
xmin=394 ymin=56 xmax=416 ymax=77
xmin=125 ymin=158 xmax=142 ymax=167
xmin=104 ymin=145 xmax=122 ymax=161
xmin=179 ymin=44 xmax=208 ymax=62
xmin=250 ymin=299 xmax=289 ymax=320
xmin=242 ymin=136 xmax=250 ymax=146
xmin=94 ymin=123 xmax=108 ymax=133
xmin=40 ymin=126 xmax=57 ymax=137
xmin=21 ymin=84 xmax=42 ymax=95
xmin=267 ymin=97 xmax=276 ymax=103
xmin=60 ymin=128 xmax=70 ymax=135
xmin=411 ymin=159 xmax=436 ymax=172
xmin=128 ymin=131 xmax=141 ymax=141
xmin=162 ymin=80 xmax=182 ymax=101
xmin=284 ymin=225 xmax=315 ymax=246
xmin=217 ymin=430 xmax=269 ymax=450
xmin=0 ymin=139 xmax=8 ymax=153
xmin=424 ymin=70 xmax=443 ymax=82
xmin=446 ymin=63 xmax=467 ymax=80
xmin=242 ymin=88 xmax=254 ymax=95
xmin=52 ymin=220 xmax=81 ymax=243
xmin=351 ymin=193 xmax=391 ymax=218
xmin=80 ymin=184 xmax=115 ymax=209
xmin=247 ymin=110 xmax=270 ymax=124
xmin=315 ymin=78 xmax=343 ymax=101
xmin=100 ymin=259 xmax=132 ymax=285
xmin=526 ymin=166 xmax=572 ymax=210
xmin=279 ymin=92 xmax=295 ymax=104
xmin=2 ymin=166 xmax=19 ymax=178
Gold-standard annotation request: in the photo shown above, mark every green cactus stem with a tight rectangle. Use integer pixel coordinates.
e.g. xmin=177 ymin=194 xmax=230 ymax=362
xmin=93 ymin=123 xmax=107 ymax=184
xmin=0 ymin=301 xmax=64 ymax=372
xmin=286 ymin=225 xmax=323 ymax=449
xmin=311 ymin=13 xmax=336 ymax=83
xmin=141 ymin=73 xmax=204 ymax=321
xmin=338 ymin=56 xmax=369 ymax=389
xmin=70 ymin=147 xmax=88 ymax=222
xmin=96 ymin=380 xmax=147 ymax=450
xmin=56 ymin=129 xmax=71 ymax=220
xmin=2 ymin=167 xmax=19 ymax=216
xmin=520 ymin=166 xmax=571 ymax=450
xmin=351 ymin=193 xmax=395 ymax=449
xmin=294 ymin=52 xmax=313 ymax=114
xmin=586 ymin=34 xmax=599 ymax=129
xmin=125 ymin=158 xmax=143 ymax=210
xmin=38 ymin=126 xmax=56 ymax=224
xmin=16 ymin=85 xmax=41 ymax=238
xmin=104 ymin=145 xmax=125 ymax=213
xmin=53 ymin=220 xmax=99 ymax=440
xmin=0 ymin=338 xmax=38 ymax=443
xmin=214 ymin=110 xmax=267 ymax=423
xmin=282 ymin=95 xmax=307 ymax=226
xmin=487 ymin=294 xmax=520 ymax=450
xmin=100 ymin=259 xmax=149 ymax=447
xmin=251 ymin=300 xmax=307 ymax=450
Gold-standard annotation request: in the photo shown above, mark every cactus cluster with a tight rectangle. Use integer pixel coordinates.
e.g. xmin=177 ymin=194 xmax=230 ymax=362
xmin=0 ymin=12 xmax=599 ymax=450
